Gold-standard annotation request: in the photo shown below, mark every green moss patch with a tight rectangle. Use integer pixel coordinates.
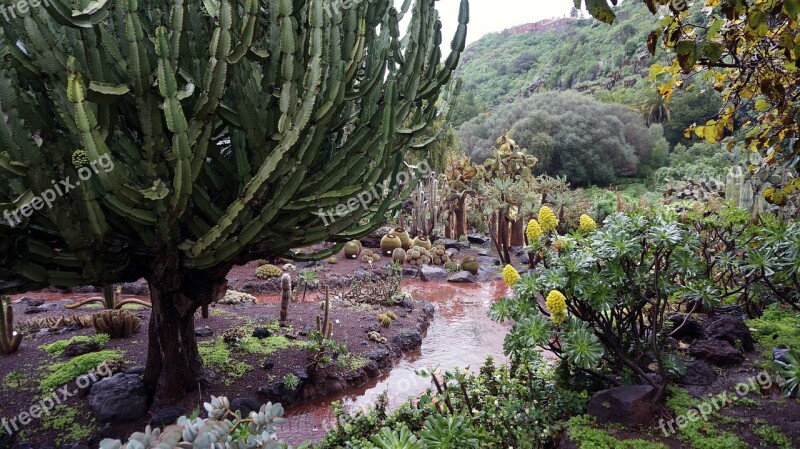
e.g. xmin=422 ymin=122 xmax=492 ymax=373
xmin=39 ymin=334 xmax=110 ymax=356
xmin=565 ymin=415 xmax=667 ymax=449
xmin=746 ymin=304 xmax=800 ymax=354
xmin=39 ymin=350 xmax=123 ymax=392
xmin=198 ymin=339 xmax=250 ymax=384
xmin=41 ymin=404 xmax=99 ymax=445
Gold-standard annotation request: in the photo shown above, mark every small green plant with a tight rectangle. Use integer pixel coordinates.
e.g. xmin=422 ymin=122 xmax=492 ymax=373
xmin=753 ymin=424 xmax=793 ymax=449
xmin=198 ymin=339 xmax=251 ymax=384
xmin=775 ymin=350 xmax=800 ymax=397
xmin=283 ymin=373 xmax=299 ymax=391
xmin=41 ymin=404 xmax=99 ymax=445
xmin=3 ymin=370 xmax=25 ymax=389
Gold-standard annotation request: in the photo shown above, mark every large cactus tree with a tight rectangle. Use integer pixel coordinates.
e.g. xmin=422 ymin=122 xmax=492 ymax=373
xmin=0 ymin=0 xmax=467 ymax=405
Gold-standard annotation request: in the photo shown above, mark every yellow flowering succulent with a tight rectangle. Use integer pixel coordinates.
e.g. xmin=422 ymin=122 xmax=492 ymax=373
xmin=545 ymin=290 xmax=568 ymax=324
xmin=579 ymin=214 xmax=597 ymax=232
xmin=502 ymin=264 xmax=521 ymax=287
xmin=538 ymin=206 xmax=559 ymax=233
xmin=526 ymin=219 xmax=543 ymax=242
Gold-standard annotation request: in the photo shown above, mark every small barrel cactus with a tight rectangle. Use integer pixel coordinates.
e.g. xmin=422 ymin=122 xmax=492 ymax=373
xmin=256 ymin=264 xmax=283 ymax=279
xmin=71 ymin=149 xmax=90 ymax=168
xmin=461 ymin=256 xmax=480 ymax=275
xmin=430 ymin=245 xmax=450 ymax=265
xmin=392 ymin=227 xmax=413 ymax=250
xmin=404 ymin=245 xmax=432 ymax=266
xmin=367 ymin=331 xmax=387 ymax=343
xmin=344 ymin=240 xmax=363 ymax=259
xmin=360 ymin=249 xmax=382 ymax=263
xmin=326 ymin=256 xmax=339 ymax=264
xmin=392 ymin=248 xmax=407 ymax=264
xmin=377 ymin=313 xmax=393 ymax=327
xmin=380 ymin=234 xmax=403 ymax=255
xmin=444 ymin=260 xmax=460 ymax=272
xmin=412 ymin=236 xmax=432 ymax=250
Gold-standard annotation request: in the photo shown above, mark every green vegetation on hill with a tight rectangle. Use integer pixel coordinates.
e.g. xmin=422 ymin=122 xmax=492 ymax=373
xmin=454 ymin=2 xmax=659 ymax=113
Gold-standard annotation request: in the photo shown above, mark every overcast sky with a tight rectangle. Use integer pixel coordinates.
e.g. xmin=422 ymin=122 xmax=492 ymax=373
xmin=436 ymin=0 xmax=579 ymax=47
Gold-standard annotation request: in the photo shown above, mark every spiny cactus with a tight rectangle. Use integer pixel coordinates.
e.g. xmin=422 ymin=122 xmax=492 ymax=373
xmin=411 ymin=173 xmax=442 ymax=237
xmin=461 ymin=256 xmax=480 ymax=275
xmin=222 ymin=327 xmax=247 ymax=346
xmin=0 ymin=0 xmax=470 ymax=405
xmin=16 ymin=314 xmax=93 ymax=335
xmin=66 ymin=285 xmax=151 ymax=310
xmin=256 ymin=264 xmax=284 ymax=279
xmin=280 ymin=274 xmax=292 ymax=323
xmin=392 ymin=228 xmax=413 ymax=250
xmin=380 ymin=234 xmax=403 ymax=255
xmin=392 ymin=248 xmax=407 ymax=264
xmin=1 ymin=296 xmax=22 ymax=354
xmin=92 ymin=310 xmax=141 ymax=339
xmin=430 ymin=245 xmax=450 ymax=265
xmin=218 ymin=290 xmax=256 ymax=305
xmin=412 ymin=236 xmax=433 ymax=250
xmin=360 ymin=249 xmax=382 ymax=264
xmin=404 ymin=245 xmax=433 ymax=266
xmin=316 ymin=287 xmax=333 ymax=339
xmin=367 ymin=331 xmax=387 ymax=344
xmin=344 ymin=241 xmax=364 ymax=259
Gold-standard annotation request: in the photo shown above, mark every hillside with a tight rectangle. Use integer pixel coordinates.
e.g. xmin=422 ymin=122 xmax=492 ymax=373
xmin=454 ymin=2 xmax=660 ymax=110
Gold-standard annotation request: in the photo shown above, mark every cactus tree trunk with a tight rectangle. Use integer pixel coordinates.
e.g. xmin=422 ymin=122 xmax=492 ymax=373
xmin=143 ymin=260 xmax=228 ymax=406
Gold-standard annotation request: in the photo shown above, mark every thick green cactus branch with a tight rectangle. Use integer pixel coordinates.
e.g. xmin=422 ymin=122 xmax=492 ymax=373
xmin=0 ymin=0 xmax=468 ymax=404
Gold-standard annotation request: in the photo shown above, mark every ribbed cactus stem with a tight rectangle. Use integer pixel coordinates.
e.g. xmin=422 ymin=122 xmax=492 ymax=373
xmin=1 ymin=296 xmax=23 ymax=354
xmin=280 ymin=274 xmax=292 ymax=323
xmin=316 ymin=286 xmax=332 ymax=338
xmin=102 ymin=285 xmax=116 ymax=310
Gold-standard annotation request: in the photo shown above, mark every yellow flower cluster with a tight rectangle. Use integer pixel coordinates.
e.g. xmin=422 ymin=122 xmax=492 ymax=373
xmin=502 ymin=264 xmax=521 ymax=287
xmin=579 ymin=214 xmax=597 ymax=232
xmin=538 ymin=206 xmax=559 ymax=233
xmin=545 ymin=290 xmax=568 ymax=325
xmin=526 ymin=219 xmax=543 ymax=242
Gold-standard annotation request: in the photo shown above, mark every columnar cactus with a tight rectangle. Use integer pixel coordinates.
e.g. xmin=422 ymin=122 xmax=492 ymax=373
xmin=280 ymin=273 xmax=292 ymax=323
xmin=0 ymin=0 xmax=469 ymax=405
xmin=316 ymin=287 xmax=333 ymax=339
xmin=1 ymin=295 xmax=22 ymax=354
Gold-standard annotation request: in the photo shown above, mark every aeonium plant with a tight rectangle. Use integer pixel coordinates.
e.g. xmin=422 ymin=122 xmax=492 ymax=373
xmin=492 ymin=210 xmax=723 ymax=404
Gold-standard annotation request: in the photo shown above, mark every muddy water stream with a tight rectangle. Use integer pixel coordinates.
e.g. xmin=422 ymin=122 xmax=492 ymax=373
xmin=279 ymin=280 xmax=512 ymax=445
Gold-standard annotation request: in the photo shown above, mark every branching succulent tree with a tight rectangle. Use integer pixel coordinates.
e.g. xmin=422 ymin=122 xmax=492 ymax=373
xmin=0 ymin=0 xmax=468 ymax=405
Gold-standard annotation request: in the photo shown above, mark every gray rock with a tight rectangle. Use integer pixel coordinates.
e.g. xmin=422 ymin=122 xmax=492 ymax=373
xmin=419 ymin=265 xmax=447 ymax=282
xmin=13 ymin=296 xmax=42 ymax=306
xmin=71 ymin=285 xmax=99 ymax=294
xmin=120 ymin=281 xmax=150 ymax=296
xmin=365 ymin=345 xmax=396 ymax=369
xmin=704 ymin=316 xmax=754 ymax=352
xmin=677 ymin=360 xmax=717 ymax=386
xmin=437 ymin=239 xmax=470 ymax=250
xmin=467 ymin=234 xmax=488 ymax=244
xmin=362 ymin=360 xmax=381 ymax=377
xmin=773 ymin=347 xmax=791 ymax=363
xmin=64 ymin=341 xmax=101 ymax=357
xmin=231 ymin=397 xmax=263 ymax=415
xmin=445 ymin=248 xmax=460 ymax=257
xmin=689 ymin=339 xmax=744 ymax=366
xmin=195 ymin=327 xmax=214 ymax=338
xmin=89 ymin=374 xmax=150 ymax=423
xmin=447 ymin=271 xmax=478 ymax=283
xmin=150 ymin=405 xmax=185 ymax=426
xmin=519 ymin=252 xmax=530 ymax=265
xmin=587 ymin=385 xmax=655 ymax=428
xmin=252 ymin=327 xmax=272 ymax=339
xmin=477 ymin=256 xmax=501 ymax=266
xmin=667 ymin=313 xmax=704 ymax=340
xmin=391 ymin=329 xmax=423 ymax=351
xmin=123 ymin=366 xmax=145 ymax=376
xmin=24 ymin=303 xmax=57 ymax=314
